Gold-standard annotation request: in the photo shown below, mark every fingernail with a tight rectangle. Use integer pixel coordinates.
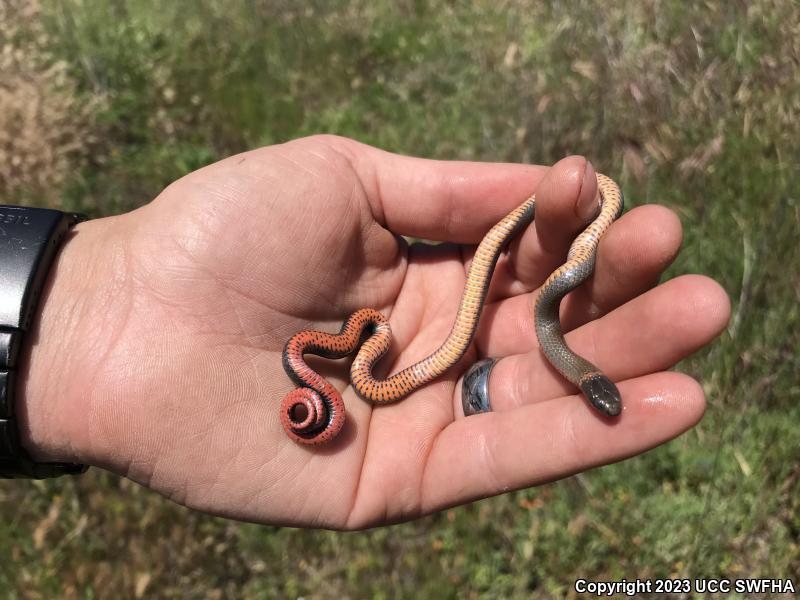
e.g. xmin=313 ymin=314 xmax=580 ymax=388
xmin=576 ymin=160 xmax=600 ymax=221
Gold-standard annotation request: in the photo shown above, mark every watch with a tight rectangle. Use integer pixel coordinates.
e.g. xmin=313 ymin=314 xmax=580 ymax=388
xmin=0 ymin=205 xmax=89 ymax=478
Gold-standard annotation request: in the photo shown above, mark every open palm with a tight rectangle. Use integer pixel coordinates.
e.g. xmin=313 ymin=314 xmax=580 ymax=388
xmin=29 ymin=135 xmax=729 ymax=529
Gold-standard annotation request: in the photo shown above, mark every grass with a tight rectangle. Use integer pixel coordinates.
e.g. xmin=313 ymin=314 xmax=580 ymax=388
xmin=1 ymin=0 xmax=798 ymax=597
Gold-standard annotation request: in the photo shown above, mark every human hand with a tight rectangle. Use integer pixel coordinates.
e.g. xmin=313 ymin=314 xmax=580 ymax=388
xmin=19 ymin=135 xmax=730 ymax=529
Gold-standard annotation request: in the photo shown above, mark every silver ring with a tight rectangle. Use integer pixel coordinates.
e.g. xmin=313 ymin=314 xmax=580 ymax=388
xmin=461 ymin=358 xmax=498 ymax=416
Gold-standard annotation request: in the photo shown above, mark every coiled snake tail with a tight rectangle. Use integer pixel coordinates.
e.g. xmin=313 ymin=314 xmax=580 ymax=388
xmin=282 ymin=173 xmax=624 ymax=444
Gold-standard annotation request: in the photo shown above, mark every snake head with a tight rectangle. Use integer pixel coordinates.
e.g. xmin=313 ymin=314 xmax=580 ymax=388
xmin=579 ymin=374 xmax=622 ymax=417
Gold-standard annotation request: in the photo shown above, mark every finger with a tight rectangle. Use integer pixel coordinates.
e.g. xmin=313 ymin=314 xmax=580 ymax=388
xmin=317 ymin=135 xmax=549 ymax=242
xmin=423 ymin=372 xmax=705 ymax=511
xmin=488 ymin=156 xmax=601 ymax=299
xmin=465 ymin=275 xmax=729 ymax=412
xmin=558 ymin=203 xmax=682 ymax=332
xmin=473 ymin=204 xmax=685 ymax=356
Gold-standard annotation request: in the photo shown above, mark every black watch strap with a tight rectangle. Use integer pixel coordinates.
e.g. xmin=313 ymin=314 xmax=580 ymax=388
xmin=0 ymin=206 xmax=88 ymax=478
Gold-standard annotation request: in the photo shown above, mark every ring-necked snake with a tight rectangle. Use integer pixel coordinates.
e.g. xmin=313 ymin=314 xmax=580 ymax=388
xmin=281 ymin=173 xmax=624 ymax=445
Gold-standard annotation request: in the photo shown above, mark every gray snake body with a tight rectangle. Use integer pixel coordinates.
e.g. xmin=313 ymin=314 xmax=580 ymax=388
xmin=281 ymin=173 xmax=623 ymax=444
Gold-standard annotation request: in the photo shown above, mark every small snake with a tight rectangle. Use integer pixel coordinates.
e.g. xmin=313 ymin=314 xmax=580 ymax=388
xmin=281 ymin=173 xmax=624 ymax=445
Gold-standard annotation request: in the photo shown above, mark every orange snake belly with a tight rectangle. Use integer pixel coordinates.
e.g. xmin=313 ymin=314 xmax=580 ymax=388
xmin=281 ymin=173 xmax=624 ymax=445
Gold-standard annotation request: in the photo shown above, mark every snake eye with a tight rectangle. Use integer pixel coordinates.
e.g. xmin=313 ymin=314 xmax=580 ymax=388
xmin=579 ymin=374 xmax=622 ymax=417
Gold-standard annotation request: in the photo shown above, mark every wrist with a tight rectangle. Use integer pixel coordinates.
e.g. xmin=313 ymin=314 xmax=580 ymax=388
xmin=16 ymin=215 xmax=125 ymax=466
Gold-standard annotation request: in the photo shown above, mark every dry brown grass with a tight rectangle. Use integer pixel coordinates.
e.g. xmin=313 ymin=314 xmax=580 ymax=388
xmin=0 ymin=0 xmax=101 ymax=206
